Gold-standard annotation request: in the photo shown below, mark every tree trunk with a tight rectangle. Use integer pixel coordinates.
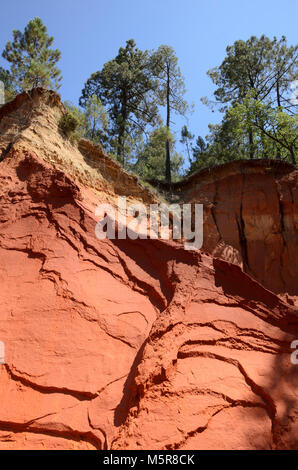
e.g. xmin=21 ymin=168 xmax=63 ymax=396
xmin=116 ymin=134 xmax=122 ymax=162
xmin=290 ymin=149 xmax=296 ymax=165
xmin=117 ymin=125 xmax=125 ymax=167
xmin=165 ymin=66 xmax=171 ymax=183
xmin=186 ymin=141 xmax=191 ymax=163
xmin=249 ymin=129 xmax=254 ymax=159
xmin=275 ymin=79 xmax=282 ymax=160
xmin=276 ymin=78 xmax=281 ymax=107
xmin=117 ymin=90 xmax=127 ymax=167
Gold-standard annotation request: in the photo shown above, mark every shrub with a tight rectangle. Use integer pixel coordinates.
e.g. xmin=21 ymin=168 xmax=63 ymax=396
xmin=58 ymin=112 xmax=79 ymax=138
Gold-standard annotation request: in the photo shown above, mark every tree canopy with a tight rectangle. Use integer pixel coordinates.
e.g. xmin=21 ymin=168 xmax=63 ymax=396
xmin=150 ymin=45 xmax=188 ymax=182
xmin=80 ymin=39 xmax=159 ymax=167
xmin=192 ymin=35 xmax=298 ymax=171
xmin=2 ymin=20 xmax=297 ymax=179
xmin=134 ymin=126 xmax=184 ymax=181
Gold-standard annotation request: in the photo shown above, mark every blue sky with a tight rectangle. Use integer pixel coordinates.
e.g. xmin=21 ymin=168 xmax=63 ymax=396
xmin=0 ymin=0 xmax=297 ymax=163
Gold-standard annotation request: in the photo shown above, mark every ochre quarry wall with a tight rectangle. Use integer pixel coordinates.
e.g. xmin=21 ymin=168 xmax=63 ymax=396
xmin=0 ymin=90 xmax=297 ymax=450
xmin=151 ymin=160 xmax=298 ymax=300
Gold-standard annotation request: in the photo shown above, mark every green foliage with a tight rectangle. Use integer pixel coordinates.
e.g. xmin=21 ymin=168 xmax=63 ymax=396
xmin=134 ymin=126 xmax=184 ymax=181
xmin=198 ymin=35 xmax=297 ymax=169
xmin=204 ymin=35 xmax=297 ymax=110
xmin=188 ymin=136 xmax=209 ymax=173
xmin=63 ymin=101 xmax=87 ymax=138
xmin=229 ymin=93 xmax=298 ymax=164
xmin=150 ymin=45 xmax=189 ymax=182
xmin=80 ymin=40 xmax=189 ymax=181
xmin=58 ymin=111 xmax=80 ymax=139
xmin=80 ymin=39 xmax=159 ymax=167
xmin=62 ymin=97 xmax=109 ymax=145
xmin=151 ymin=45 xmax=188 ymax=115
xmin=0 ymin=67 xmax=16 ymax=103
xmin=2 ymin=17 xmax=62 ymax=92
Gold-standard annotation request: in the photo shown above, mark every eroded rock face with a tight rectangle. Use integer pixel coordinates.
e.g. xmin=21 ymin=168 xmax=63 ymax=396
xmin=112 ymin=257 xmax=298 ymax=450
xmin=160 ymin=161 xmax=298 ymax=299
xmin=0 ymin=150 xmax=160 ymax=449
xmin=0 ymin=90 xmax=297 ymax=450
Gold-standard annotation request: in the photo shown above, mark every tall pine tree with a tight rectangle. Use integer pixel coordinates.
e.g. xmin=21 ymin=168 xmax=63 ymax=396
xmin=80 ymin=39 xmax=159 ymax=167
xmin=2 ymin=17 xmax=62 ymax=92
xmin=151 ymin=46 xmax=188 ymax=182
xmin=203 ymin=35 xmax=297 ymax=160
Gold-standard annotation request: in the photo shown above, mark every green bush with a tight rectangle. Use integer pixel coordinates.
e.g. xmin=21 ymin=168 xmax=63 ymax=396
xmin=58 ymin=112 xmax=79 ymax=138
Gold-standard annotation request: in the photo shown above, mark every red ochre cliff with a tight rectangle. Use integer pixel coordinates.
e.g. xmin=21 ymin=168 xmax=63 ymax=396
xmin=0 ymin=89 xmax=297 ymax=450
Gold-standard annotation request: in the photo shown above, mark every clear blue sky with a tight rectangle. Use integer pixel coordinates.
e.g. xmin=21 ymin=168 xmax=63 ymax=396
xmin=1 ymin=0 xmax=297 ymax=164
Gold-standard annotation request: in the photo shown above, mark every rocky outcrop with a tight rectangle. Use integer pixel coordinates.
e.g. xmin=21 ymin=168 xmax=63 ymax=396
xmin=0 ymin=89 xmax=297 ymax=450
xmin=151 ymin=160 xmax=298 ymax=300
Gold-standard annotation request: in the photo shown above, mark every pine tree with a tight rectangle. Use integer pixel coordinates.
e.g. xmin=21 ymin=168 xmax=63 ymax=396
xmin=151 ymin=46 xmax=188 ymax=182
xmin=203 ymin=35 xmax=297 ymax=161
xmin=229 ymin=94 xmax=297 ymax=164
xmin=80 ymin=39 xmax=159 ymax=167
xmin=2 ymin=17 xmax=62 ymax=92
xmin=134 ymin=126 xmax=184 ymax=181
xmin=0 ymin=67 xmax=15 ymax=103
